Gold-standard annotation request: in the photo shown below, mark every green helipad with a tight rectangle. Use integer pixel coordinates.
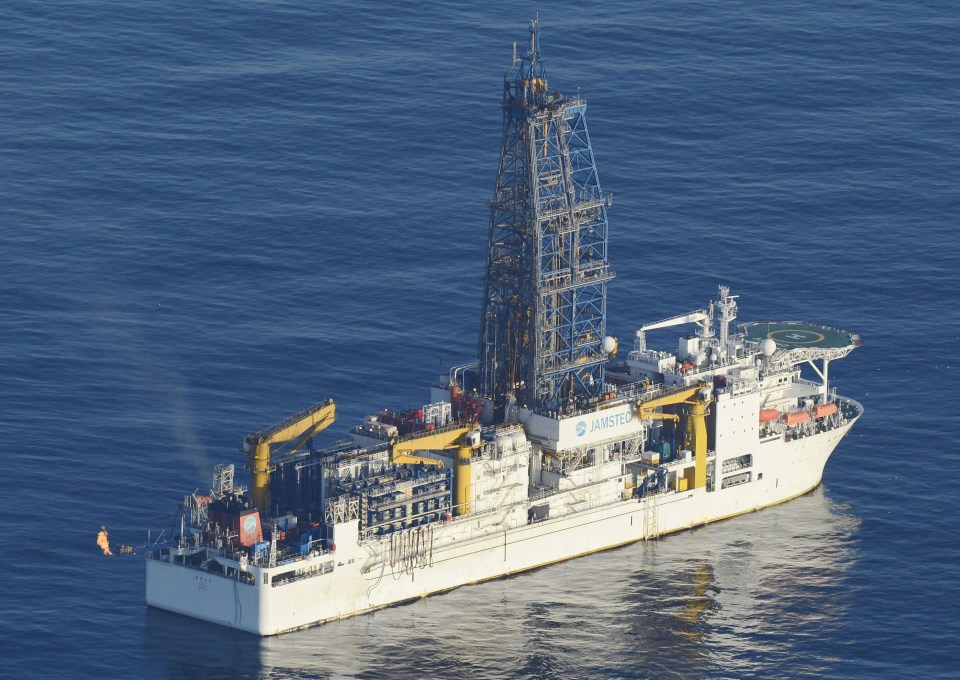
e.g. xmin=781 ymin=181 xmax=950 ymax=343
xmin=741 ymin=321 xmax=859 ymax=350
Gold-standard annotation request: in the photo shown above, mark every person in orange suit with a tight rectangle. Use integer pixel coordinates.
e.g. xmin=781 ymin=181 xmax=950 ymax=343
xmin=97 ymin=525 xmax=113 ymax=556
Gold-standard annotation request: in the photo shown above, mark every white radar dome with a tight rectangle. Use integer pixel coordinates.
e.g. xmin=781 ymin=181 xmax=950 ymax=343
xmin=761 ymin=338 xmax=777 ymax=357
xmin=603 ymin=336 xmax=618 ymax=354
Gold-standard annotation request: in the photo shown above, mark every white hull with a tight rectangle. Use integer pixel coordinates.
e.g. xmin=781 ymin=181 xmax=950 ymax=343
xmin=146 ymin=418 xmax=855 ymax=635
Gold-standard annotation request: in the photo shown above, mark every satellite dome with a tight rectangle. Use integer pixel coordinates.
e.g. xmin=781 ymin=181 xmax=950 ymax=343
xmin=761 ymin=338 xmax=777 ymax=357
xmin=603 ymin=336 xmax=618 ymax=354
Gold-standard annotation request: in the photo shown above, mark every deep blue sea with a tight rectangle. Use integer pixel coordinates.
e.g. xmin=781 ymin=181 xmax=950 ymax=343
xmin=3 ymin=1 xmax=959 ymax=678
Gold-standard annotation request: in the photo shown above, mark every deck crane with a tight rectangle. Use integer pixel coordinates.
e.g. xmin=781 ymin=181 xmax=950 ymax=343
xmin=635 ymin=310 xmax=711 ymax=352
xmin=389 ymin=423 xmax=481 ymax=516
xmin=243 ymin=399 xmax=336 ymax=513
xmin=635 ymin=383 xmax=713 ymax=489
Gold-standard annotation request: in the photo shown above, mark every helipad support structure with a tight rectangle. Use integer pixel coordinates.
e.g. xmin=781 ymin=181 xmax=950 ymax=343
xmin=741 ymin=321 xmax=861 ymax=395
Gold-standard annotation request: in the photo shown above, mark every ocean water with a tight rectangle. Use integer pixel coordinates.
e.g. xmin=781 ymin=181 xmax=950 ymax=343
xmin=2 ymin=1 xmax=958 ymax=678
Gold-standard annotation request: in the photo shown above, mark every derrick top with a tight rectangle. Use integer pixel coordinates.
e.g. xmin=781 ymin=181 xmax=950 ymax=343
xmin=504 ymin=19 xmax=551 ymax=112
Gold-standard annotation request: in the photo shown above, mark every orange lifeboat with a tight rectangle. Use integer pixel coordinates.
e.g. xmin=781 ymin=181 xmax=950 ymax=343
xmin=814 ymin=403 xmax=838 ymax=418
xmin=759 ymin=408 xmax=781 ymax=423
xmin=782 ymin=411 xmax=810 ymax=425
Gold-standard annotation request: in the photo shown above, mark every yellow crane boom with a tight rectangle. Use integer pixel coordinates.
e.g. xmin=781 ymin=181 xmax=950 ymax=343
xmin=389 ymin=423 xmax=473 ymax=466
xmin=244 ymin=399 xmax=336 ymax=513
xmin=635 ymin=383 xmax=705 ymax=421
xmin=389 ymin=423 xmax=480 ymax=516
xmin=636 ymin=382 xmax=712 ymax=489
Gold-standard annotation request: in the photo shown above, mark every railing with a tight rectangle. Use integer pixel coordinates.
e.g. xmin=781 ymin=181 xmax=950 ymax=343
xmin=247 ymin=399 xmax=334 ymax=442
xmin=531 ymin=377 xmax=692 ymax=420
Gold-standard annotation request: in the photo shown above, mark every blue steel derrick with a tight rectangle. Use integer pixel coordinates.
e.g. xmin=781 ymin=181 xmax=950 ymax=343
xmin=477 ymin=20 xmax=614 ymax=414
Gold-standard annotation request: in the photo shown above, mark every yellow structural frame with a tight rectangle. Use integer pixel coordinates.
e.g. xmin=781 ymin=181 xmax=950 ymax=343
xmin=636 ymin=382 xmax=712 ymax=489
xmin=389 ymin=424 xmax=478 ymax=516
xmin=455 ymin=444 xmax=473 ymax=517
xmin=244 ymin=399 xmax=336 ymax=513
xmin=685 ymin=397 xmax=710 ymax=489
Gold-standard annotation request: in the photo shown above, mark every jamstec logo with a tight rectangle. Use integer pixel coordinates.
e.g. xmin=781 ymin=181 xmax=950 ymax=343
xmin=575 ymin=410 xmax=633 ymax=437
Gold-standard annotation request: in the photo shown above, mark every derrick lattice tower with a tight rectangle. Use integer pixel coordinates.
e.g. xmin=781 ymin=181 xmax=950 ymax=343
xmin=477 ymin=21 xmax=615 ymax=413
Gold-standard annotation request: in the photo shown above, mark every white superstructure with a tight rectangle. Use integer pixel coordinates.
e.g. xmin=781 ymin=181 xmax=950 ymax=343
xmin=145 ymin=286 xmax=861 ymax=635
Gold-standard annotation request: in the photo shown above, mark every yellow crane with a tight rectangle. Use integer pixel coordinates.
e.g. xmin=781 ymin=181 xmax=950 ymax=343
xmin=636 ymin=383 xmax=713 ymax=489
xmin=243 ymin=399 xmax=336 ymax=513
xmin=389 ymin=423 xmax=480 ymax=517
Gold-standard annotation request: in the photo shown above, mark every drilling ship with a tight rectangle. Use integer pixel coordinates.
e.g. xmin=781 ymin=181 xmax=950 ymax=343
xmin=145 ymin=23 xmax=862 ymax=636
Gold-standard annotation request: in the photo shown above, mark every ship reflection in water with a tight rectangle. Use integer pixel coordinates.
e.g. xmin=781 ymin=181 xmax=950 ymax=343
xmin=144 ymin=486 xmax=859 ymax=679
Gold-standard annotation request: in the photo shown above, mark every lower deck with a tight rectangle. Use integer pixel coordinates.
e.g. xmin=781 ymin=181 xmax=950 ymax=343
xmin=146 ymin=408 xmax=857 ymax=635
